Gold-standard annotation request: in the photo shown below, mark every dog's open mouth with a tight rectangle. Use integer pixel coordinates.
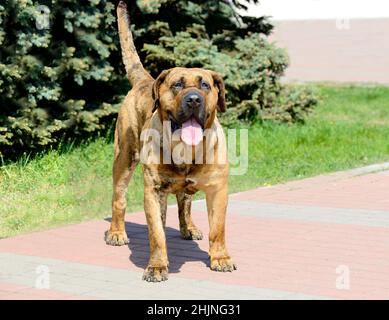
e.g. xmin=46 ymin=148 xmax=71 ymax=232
xmin=170 ymin=116 xmax=203 ymax=146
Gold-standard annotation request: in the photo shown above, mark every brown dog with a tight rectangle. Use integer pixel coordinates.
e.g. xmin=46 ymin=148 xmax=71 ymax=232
xmin=105 ymin=1 xmax=236 ymax=282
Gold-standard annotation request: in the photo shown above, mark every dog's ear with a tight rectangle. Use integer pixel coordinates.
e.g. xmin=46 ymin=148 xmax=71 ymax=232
xmin=152 ymin=69 xmax=172 ymax=112
xmin=210 ymin=71 xmax=226 ymax=113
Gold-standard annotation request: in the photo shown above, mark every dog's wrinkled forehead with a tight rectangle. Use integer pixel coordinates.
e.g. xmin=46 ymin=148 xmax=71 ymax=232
xmin=164 ymin=67 xmax=214 ymax=86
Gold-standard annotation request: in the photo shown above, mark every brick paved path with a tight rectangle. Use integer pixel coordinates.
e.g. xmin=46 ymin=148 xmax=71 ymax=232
xmin=270 ymin=19 xmax=389 ymax=84
xmin=1 ymin=163 xmax=389 ymax=300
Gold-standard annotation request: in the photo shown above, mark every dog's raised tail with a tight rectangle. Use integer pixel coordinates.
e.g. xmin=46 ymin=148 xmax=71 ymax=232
xmin=117 ymin=1 xmax=153 ymax=86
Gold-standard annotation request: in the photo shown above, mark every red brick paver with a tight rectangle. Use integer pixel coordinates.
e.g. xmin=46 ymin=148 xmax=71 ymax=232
xmin=233 ymin=169 xmax=389 ymax=211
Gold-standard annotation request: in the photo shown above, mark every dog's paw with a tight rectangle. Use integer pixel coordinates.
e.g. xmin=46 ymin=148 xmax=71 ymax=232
xmin=142 ymin=266 xmax=169 ymax=282
xmin=181 ymin=228 xmax=203 ymax=240
xmin=104 ymin=230 xmax=129 ymax=246
xmin=210 ymin=257 xmax=237 ymax=272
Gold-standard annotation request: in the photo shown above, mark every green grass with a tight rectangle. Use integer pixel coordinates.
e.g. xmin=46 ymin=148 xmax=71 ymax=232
xmin=314 ymin=85 xmax=389 ymax=125
xmin=1 ymin=84 xmax=389 ymax=238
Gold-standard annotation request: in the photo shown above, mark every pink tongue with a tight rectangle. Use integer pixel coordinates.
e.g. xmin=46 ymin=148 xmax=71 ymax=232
xmin=181 ymin=117 xmax=203 ymax=146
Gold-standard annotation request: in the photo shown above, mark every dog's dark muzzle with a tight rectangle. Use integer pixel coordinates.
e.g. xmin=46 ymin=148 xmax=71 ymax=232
xmin=177 ymin=90 xmax=206 ymax=127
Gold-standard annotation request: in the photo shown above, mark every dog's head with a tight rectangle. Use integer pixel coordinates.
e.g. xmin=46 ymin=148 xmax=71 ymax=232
xmin=152 ymin=67 xmax=226 ymax=145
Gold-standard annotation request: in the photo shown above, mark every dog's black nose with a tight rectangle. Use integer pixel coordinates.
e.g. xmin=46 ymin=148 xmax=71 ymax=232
xmin=188 ymin=94 xmax=201 ymax=105
xmin=185 ymin=93 xmax=202 ymax=108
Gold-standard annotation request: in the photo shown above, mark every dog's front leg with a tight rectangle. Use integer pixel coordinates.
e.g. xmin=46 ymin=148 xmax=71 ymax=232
xmin=142 ymin=186 xmax=169 ymax=282
xmin=205 ymin=183 xmax=237 ymax=272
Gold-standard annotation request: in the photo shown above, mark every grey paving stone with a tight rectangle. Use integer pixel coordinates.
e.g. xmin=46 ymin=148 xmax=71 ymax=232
xmin=191 ymin=200 xmax=389 ymax=227
xmin=0 ymin=252 xmax=332 ymax=300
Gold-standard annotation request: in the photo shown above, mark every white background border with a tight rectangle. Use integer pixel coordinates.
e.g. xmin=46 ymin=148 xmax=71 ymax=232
xmin=247 ymin=0 xmax=389 ymax=20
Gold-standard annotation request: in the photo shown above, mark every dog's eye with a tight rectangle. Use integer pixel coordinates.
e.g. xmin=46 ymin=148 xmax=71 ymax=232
xmin=172 ymin=82 xmax=184 ymax=90
xmin=200 ymin=80 xmax=210 ymax=90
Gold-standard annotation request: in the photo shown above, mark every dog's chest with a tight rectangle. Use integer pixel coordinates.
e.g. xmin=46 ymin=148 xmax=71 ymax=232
xmin=154 ymin=165 xmax=204 ymax=194
xmin=154 ymin=175 xmax=198 ymax=195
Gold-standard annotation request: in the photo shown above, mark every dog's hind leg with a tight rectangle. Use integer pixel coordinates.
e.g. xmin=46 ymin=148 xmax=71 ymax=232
xmin=105 ymin=121 xmax=139 ymax=246
xmin=159 ymin=193 xmax=167 ymax=229
xmin=176 ymin=192 xmax=203 ymax=240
